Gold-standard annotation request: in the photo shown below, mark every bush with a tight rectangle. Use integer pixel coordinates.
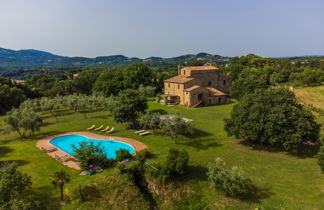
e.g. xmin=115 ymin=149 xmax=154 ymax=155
xmin=116 ymin=149 xmax=133 ymax=161
xmin=150 ymin=149 xmax=189 ymax=183
xmin=207 ymin=158 xmax=252 ymax=197
xmin=135 ymin=149 xmax=152 ymax=161
xmin=118 ymin=162 xmax=145 ymax=185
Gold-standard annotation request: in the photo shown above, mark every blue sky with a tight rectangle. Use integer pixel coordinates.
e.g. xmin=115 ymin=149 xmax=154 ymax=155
xmin=0 ymin=0 xmax=323 ymax=58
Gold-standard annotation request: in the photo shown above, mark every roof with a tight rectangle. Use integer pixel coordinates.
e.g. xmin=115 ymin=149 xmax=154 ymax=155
xmin=185 ymin=85 xmax=202 ymax=92
xmin=182 ymin=65 xmax=219 ymax=71
xmin=164 ymin=75 xmax=194 ymax=84
xmin=206 ymin=87 xmax=226 ymax=96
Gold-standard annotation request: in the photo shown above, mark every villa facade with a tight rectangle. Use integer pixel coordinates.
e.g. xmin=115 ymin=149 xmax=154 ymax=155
xmin=164 ymin=63 xmax=231 ymax=107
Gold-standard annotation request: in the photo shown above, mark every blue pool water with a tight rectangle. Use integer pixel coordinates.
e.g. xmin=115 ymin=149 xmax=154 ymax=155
xmin=50 ymin=135 xmax=135 ymax=159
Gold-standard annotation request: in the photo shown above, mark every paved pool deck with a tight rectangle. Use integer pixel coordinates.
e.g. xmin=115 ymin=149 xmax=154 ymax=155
xmin=36 ymin=131 xmax=148 ymax=170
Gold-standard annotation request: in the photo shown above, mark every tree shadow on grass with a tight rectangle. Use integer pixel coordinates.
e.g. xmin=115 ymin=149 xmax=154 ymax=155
xmin=238 ymin=185 xmax=274 ymax=204
xmin=0 ymin=159 xmax=30 ymax=167
xmin=239 ymin=139 xmax=319 ymax=159
xmin=190 ymin=127 xmax=213 ymax=138
xmin=0 ymin=146 xmax=14 ymax=158
xmin=26 ymin=131 xmax=61 ymax=140
xmin=180 ymin=138 xmax=221 ymax=150
xmin=149 ymin=109 xmax=168 ymax=114
xmin=185 ymin=164 xmax=208 ymax=182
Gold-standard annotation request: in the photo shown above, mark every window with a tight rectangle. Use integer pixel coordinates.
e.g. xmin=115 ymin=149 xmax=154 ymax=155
xmin=218 ymin=97 xmax=222 ymax=103
xmin=208 ymin=81 xmax=211 ymax=86
xmin=178 ymin=84 xmax=180 ymax=89
xmin=183 ymin=70 xmax=185 ymax=75
xmin=186 ymin=91 xmax=188 ymax=95
xmin=223 ymin=80 xmax=226 ymax=85
xmin=168 ymin=83 xmax=170 ymax=88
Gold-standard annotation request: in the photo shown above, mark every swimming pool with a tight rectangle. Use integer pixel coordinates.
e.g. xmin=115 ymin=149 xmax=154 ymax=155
xmin=50 ymin=134 xmax=135 ymax=159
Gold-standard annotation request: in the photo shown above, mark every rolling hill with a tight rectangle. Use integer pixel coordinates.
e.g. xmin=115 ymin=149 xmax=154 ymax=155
xmin=0 ymin=47 xmax=229 ymax=67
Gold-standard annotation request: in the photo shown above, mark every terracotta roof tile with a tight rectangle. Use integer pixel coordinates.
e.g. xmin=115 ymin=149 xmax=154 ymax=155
xmin=182 ymin=65 xmax=219 ymax=71
xmin=185 ymin=85 xmax=202 ymax=92
xmin=164 ymin=75 xmax=194 ymax=83
xmin=206 ymin=87 xmax=226 ymax=96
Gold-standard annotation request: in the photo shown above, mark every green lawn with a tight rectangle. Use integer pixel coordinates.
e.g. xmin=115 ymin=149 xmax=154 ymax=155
xmin=0 ymin=100 xmax=323 ymax=209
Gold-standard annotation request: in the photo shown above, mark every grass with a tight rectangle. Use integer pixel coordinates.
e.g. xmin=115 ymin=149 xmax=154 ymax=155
xmin=293 ymin=86 xmax=324 ymax=109
xmin=0 ymin=100 xmax=323 ymax=209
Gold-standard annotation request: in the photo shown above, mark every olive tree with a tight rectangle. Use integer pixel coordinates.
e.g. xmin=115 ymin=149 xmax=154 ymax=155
xmin=4 ymin=106 xmax=43 ymax=138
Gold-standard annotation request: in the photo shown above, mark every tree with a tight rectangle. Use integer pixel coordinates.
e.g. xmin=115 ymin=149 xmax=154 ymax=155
xmin=150 ymin=149 xmax=189 ymax=183
xmin=4 ymin=107 xmax=43 ymax=138
xmin=112 ymin=89 xmax=147 ymax=124
xmin=0 ymin=163 xmax=32 ymax=204
xmin=49 ymin=170 xmax=71 ymax=201
xmin=0 ymin=84 xmax=26 ymax=114
xmin=225 ymin=87 xmax=320 ymax=151
xmin=159 ymin=115 xmax=193 ymax=144
xmin=207 ymin=158 xmax=252 ymax=197
xmin=138 ymin=112 xmax=161 ymax=134
xmin=317 ymin=146 xmax=324 ymax=173
xmin=72 ymin=141 xmax=115 ymax=170
xmin=230 ymin=68 xmax=269 ymax=100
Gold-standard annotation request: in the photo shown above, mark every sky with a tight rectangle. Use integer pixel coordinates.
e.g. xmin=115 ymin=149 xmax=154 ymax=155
xmin=0 ymin=0 xmax=323 ymax=58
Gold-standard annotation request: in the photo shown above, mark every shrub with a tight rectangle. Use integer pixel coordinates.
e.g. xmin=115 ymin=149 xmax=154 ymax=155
xmin=207 ymin=158 xmax=252 ymax=197
xmin=150 ymin=149 xmax=189 ymax=183
xmin=135 ymin=149 xmax=152 ymax=162
xmin=116 ymin=149 xmax=133 ymax=161
xmin=118 ymin=162 xmax=145 ymax=185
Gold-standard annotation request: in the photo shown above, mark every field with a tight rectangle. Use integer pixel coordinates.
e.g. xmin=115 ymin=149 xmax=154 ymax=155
xmin=293 ymin=86 xmax=324 ymax=109
xmin=0 ymin=99 xmax=323 ymax=209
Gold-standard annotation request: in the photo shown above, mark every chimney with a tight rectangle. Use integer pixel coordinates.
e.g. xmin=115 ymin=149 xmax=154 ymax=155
xmin=178 ymin=64 xmax=181 ymax=75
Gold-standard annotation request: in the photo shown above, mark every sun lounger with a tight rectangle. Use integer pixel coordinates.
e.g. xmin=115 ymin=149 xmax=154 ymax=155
xmin=106 ymin=127 xmax=115 ymax=134
xmin=139 ymin=131 xmax=151 ymax=136
xmin=135 ymin=130 xmax=146 ymax=134
xmin=87 ymin=125 xmax=95 ymax=130
xmin=101 ymin=126 xmax=110 ymax=132
xmin=94 ymin=125 xmax=103 ymax=131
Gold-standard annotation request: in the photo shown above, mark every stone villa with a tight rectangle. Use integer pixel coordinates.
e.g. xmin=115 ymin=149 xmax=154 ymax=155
xmin=163 ymin=63 xmax=231 ymax=107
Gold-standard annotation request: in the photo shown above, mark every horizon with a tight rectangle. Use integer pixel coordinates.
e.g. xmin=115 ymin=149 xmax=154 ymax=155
xmin=1 ymin=0 xmax=323 ymax=58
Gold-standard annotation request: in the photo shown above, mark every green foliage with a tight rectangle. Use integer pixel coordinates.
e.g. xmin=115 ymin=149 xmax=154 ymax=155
xmin=159 ymin=115 xmax=193 ymax=144
xmin=116 ymin=149 xmax=133 ymax=161
xmin=316 ymin=146 xmax=324 ymax=173
xmin=150 ymin=149 xmax=189 ymax=183
xmin=118 ymin=162 xmax=145 ymax=185
xmin=135 ymin=149 xmax=152 ymax=162
xmin=0 ymin=84 xmax=26 ymax=114
xmin=225 ymin=87 xmax=320 ymax=151
xmin=72 ymin=141 xmax=115 ymax=170
xmin=138 ymin=85 xmax=156 ymax=97
xmin=112 ymin=89 xmax=147 ymax=124
xmin=138 ymin=112 xmax=161 ymax=133
xmin=207 ymin=158 xmax=252 ymax=197
xmin=4 ymin=106 xmax=43 ymax=138
xmin=0 ymin=162 xmax=32 ymax=204
xmin=50 ymin=170 xmax=71 ymax=201
xmin=230 ymin=68 xmax=269 ymax=100
xmin=172 ymin=191 xmax=209 ymax=210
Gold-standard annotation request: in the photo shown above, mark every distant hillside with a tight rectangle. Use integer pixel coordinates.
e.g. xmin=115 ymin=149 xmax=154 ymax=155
xmin=0 ymin=47 xmax=229 ymax=67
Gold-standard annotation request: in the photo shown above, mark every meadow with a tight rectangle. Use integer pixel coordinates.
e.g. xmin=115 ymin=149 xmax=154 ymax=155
xmin=0 ymin=99 xmax=323 ymax=209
